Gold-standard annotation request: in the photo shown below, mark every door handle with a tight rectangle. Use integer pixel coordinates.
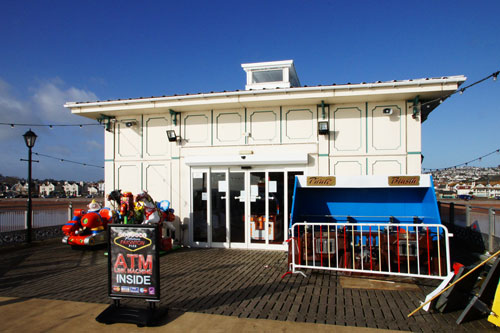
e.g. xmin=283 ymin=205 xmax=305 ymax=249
xmin=221 ymin=196 xmax=226 ymax=199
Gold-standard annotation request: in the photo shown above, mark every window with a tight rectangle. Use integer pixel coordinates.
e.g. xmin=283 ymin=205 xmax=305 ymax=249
xmin=252 ymin=70 xmax=283 ymax=83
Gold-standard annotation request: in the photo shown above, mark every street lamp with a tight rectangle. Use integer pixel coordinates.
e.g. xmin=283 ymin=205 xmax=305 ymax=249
xmin=23 ymin=129 xmax=37 ymax=243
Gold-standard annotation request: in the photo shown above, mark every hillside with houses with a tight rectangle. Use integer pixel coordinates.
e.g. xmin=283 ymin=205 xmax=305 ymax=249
xmin=429 ymin=166 xmax=500 ymax=199
xmin=0 ymin=175 xmax=104 ymax=198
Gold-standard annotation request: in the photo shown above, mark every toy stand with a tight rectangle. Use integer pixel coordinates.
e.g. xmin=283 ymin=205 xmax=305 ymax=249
xmin=96 ymin=299 xmax=167 ymax=327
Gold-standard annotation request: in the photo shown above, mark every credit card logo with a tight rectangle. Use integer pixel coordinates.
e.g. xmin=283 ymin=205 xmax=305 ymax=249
xmin=121 ymin=286 xmax=130 ymax=293
xmin=130 ymin=287 xmax=139 ymax=293
xmin=112 ymin=285 xmax=120 ymax=292
xmin=148 ymin=287 xmax=155 ymax=295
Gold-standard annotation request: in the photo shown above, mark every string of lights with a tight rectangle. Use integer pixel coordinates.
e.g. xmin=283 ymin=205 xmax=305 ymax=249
xmin=1 ymin=122 xmax=101 ymax=128
xmin=412 ymin=70 xmax=499 ymax=110
xmin=423 ymin=148 xmax=500 ymax=172
xmin=33 ymin=152 xmax=104 ymax=169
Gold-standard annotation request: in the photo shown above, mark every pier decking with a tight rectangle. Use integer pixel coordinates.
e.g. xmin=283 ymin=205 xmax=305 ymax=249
xmin=0 ymin=241 xmax=497 ymax=332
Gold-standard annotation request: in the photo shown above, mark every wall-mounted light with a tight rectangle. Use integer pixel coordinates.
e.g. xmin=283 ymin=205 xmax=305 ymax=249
xmin=166 ymin=130 xmax=180 ymax=142
xmin=382 ymin=108 xmax=393 ymax=115
xmin=318 ymin=121 xmax=329 ymax=135
xmin=124 ymin=120 xmax=137 ymax=127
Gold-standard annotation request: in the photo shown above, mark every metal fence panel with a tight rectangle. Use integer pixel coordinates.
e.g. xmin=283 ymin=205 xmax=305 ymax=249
xmin=1 ymin=208 xmax=68 ymax=232
xmin=33 ymin=210 xmax=68 ymax=228
xmin=0 ymin=211 xmax=26 ymax=232
xmin=287 ymin=222 xmax=452 ymax=281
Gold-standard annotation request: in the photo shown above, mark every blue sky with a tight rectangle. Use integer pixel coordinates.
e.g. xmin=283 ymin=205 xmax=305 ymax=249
xmin=0 ymin=0 xmax=499 ymax=181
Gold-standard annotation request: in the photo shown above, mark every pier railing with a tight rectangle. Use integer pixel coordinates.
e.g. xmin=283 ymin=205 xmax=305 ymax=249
xmin=0 ymin=203 xmax=73 ymax=232
xmin=437 ymin=201 xmax=499 ymax=253
xmin=0 ymin=202 xmax=80 ymax=244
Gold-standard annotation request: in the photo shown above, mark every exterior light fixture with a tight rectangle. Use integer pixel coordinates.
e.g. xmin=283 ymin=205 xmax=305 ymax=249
xmin=23 ymin=129 xmax=37 ymax=148
xmin=383 ymin=108 xmax=393 ymax=115
xmin=318 ymin=121 xmax=329 ymax=135
xmin=166 ymin=130 xmax=179 ymax=142
xmin=124 ymin=121 xmax=137 ymax=127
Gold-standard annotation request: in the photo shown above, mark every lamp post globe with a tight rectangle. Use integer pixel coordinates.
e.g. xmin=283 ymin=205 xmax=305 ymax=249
xmin=23 ymin=129 xmax=37 ymax=148
xmin=23 ymin=129 xmax=37 ymax=243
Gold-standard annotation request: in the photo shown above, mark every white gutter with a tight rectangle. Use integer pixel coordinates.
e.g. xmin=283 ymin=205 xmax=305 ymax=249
xmin=64 ymin=76 xmax=466 ymax=109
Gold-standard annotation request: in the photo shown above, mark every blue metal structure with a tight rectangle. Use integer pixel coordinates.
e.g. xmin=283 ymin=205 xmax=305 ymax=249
xmin=290 ymin=175 xmax=441 ymax=227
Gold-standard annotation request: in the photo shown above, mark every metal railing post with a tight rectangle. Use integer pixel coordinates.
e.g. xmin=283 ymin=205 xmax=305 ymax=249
xmin=466 ymin=205 xmax=471 ymax=227
xmin=68 ymin=202 xmax=73 ymax=221
xmin=489 ymin=208 xmax=495 ymax=253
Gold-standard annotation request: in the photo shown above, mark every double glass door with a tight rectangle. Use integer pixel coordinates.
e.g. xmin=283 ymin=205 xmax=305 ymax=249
xmin=191 ymin=168 xmax=303 ymax=249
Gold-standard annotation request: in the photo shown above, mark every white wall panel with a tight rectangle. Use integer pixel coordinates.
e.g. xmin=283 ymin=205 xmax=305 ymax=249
xmin=283 ymin=107 xmax=316 ymax=143
xmin=407 ymin=154 xmax=421 ymax=174
xmin=368 ymin=157 xmax=406 ymax=175
xmin=368 ymin=102 xmax=406 ymax=154
xmin=144 ymin=116 xmax=169 ymax=157
xmin=117 ymin=118 xmax=142 ymax=158
xmin=144 ymin=163 xmax=170 ymax=201
xmin=116 ymin=164 xmax=141 ymax=193
xmin=183 ymin=112 xmax=210 ymax=146
xmin=331 ymin=104 xmax=365 ymax=155
xmin=331 ymin=158 xmax=365 ymax=176
xmin=248 ymin=108 xmax=279 ymax=144
xmin=214 ymin=111 xmax=244 ymax=145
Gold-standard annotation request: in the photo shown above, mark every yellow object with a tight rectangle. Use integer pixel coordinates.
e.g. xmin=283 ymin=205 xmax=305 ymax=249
xmin=488 ymin=281 xmax=500 ymax=326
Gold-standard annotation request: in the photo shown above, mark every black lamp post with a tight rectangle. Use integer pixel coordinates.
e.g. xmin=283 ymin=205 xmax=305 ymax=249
xmin=23 ymin=129 xmax=37 ymax=243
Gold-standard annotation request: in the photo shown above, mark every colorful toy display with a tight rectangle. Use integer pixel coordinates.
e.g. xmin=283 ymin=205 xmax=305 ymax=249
xmin=62 ymin=191 xmax=176 ymax=251
xmin=62 ymin=200 xmax=114 ymax=246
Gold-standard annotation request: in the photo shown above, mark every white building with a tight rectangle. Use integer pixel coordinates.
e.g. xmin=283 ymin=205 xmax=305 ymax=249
xmin=65 ymin=60 xmax=465 ymax=250
xmin=39 ymin=182 xmax=55 ymax=196
xmin=63 ymin=181 xmax=80 ymax=197
xmin=473 ymin=183 xmax=500 ymax=198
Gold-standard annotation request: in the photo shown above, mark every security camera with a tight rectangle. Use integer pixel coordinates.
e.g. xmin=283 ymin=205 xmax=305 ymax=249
xmin=125 ymin=121 xmax=137 ymax=127
xmin=382 ymin=108 xmax=393 ymax=115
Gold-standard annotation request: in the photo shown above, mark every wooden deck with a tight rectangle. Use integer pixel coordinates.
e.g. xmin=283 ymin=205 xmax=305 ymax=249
xmin=0 ymin=240 xmax=497 ymax=332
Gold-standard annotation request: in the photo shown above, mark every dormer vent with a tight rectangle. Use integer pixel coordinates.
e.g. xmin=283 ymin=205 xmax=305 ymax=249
xmin=241 ymin=60 xmax=301 ymax=90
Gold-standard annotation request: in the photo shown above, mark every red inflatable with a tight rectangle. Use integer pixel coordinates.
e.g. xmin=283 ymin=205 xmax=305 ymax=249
xmin=62 ymin=204 xmax=114 ymax=246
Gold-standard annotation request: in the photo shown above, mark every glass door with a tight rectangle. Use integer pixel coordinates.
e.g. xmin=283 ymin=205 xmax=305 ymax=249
xmin=268 ymin=172 xmax=285 ymax=245
xmin=192 ymin=171 xmax=208 ymax=245
xmin=210 ymin=171 xmax=227 ymax=244
xmin=229 ymin=172 xmax=245 ymax=246
xmin=191 ymin=168 xmax=303 ymax=249
xmin=249 ymin=172 xmax=266 ymax=245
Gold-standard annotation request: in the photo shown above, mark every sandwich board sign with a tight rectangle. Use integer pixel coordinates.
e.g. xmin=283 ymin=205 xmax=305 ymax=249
xmin=107 ymin=224 xmax=160 ymax=300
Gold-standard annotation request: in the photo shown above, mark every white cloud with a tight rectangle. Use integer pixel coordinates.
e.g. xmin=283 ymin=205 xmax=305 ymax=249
xmin=85 ymin=139 xmax=103 ymax=151
xmin=32 ymin=79 xmax=98 ymax=124
xmin=0 ymin=77 xmax=103 ymax=181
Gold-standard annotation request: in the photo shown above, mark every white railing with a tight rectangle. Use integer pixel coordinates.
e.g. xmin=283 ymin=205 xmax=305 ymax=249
xmin=0 ymin=211 xmax=26 ymax=232
xmin=0 ymin=208 xmax=70 ymax=232
xmin=285 ymin=222 xmax=452 ymax=280
xmin=33 ymin=210 xmax=69 ymax=228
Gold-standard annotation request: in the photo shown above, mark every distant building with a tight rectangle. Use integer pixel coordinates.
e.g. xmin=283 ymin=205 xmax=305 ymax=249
xmin=63 ymin=181 xmax=81 ymax=197
xmin=87 ymin=185 xmax=99 ymax=196
xmin=39 ymin=182 xmax=55 ymax=196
